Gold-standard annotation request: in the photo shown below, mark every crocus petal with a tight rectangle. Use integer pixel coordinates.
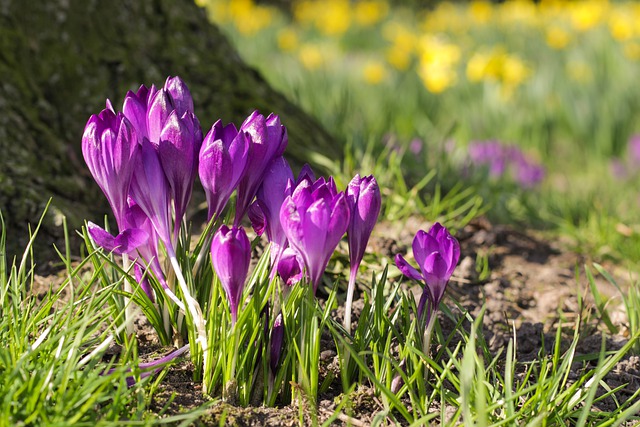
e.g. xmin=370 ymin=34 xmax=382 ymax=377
xmin=234 ymin=111 xmax=288 ymax=224
xmin=158 ymin=111 xmax=198 ymax=227
xmin=134 ymin=264 xmax=156 ymax=302
xmin=147 ymin=89 xmax=173 ymax=143
xmin=211 ymin=225 xmax=251 ymax=323
xmin=394 ymin=253 xmax=423 ymax=282
xmin=164 ymin=76 xmax=195 ymax=118
xmin=87 ymin=222 xmax=148 ymax=255
xmin=129 ymin=138 xmax=174 ymax=251
xmin=248 ymin=202 xmax=266 ymax=236
xmin=277 ymin=247 xmax=303 ymax=286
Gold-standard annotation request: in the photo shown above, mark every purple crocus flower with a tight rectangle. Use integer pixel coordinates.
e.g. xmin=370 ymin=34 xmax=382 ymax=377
xmin=394 ymin=222 xmax=460 ymax=325
xmin=123 ymin=76 xmax=203 ymax=238
xmin=234 ymin=111 xmax=288 ymax=225
xmin=199 ymin=120 xmax=250 ymax=221
xmin=346 ymin=175 xmax=381 ymax=277
xmin=129 ymin=138 xmax=175 ymax=255
xmin=280 ymin=177 xmax=350 ymax=293
xmin=211 ymin=225 xmax=251 ymax=323
xmin=344 ymin=174 xmax=381 ymax=334
xmin=82 ymin=109 xmax=139 ymax=231
xmin=248 ymin=156 xmax=295 ymax=268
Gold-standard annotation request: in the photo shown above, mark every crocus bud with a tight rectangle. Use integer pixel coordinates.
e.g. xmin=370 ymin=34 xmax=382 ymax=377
xmin=82 ymin=109 xmax=139 ymax=231
xmin=395 ymin=222 xmax=460 ymax=325
xmin=346 ymin=174 xmax=381 ymax=275
xmin=234 ymin=111 xmax=288 ymax=225
xmin=157 ymin=110 xmax=202 ymax=233
xmin=199 ymin=120 xmax=250 ymax=220
xmin=211 ymin=225 xmax=251 ymax=323
xmin=129 ymin=138 xmax=175 ymax=254
xmin=280 ymin=177 xmax=350 ymax=293
xmin=270 ymin=314 xmax=284 ymax=376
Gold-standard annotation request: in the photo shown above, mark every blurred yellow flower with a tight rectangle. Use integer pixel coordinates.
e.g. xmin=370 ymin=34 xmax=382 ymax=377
xmin=228 ymin=0 xmax=274 ymax=35
xmin=298 ymin=44 xmax=325 ymax=70
xmin=277 ymin=28 xmax=299 ymax=52
xmin=293 ymin=1 xmax=317 ymax=26
xmin=502 ymin=55 xmax=530 ymax=87
xmin=355 ymin=1 xmax=389 ymax=27
xmin=318 ymin=0 xmax=352 ymax=36
xmin=569 ymin=0 xmax=608 ymax=32
xmin=382 ymin=22 xmax=416 ymax=71
xmin=422 ymin=2 xmax=464 ymax=34
xmin=416 ymin=35 xmax=460 ymax=93
xmin=608 ymin=10 xmax=634 ymax=41
xmin=466 ymin=47 xmax=530 ymax=89
xmin=469 ymin=0 xmax=493 ymax=24
xmin=498 ymin=0 xmax=537 ymax=25
xmin=417 ymin=63 xmax=457 ymax=94
xmin=363 ymin=60 xmax=388 ymax=85
xmin=545 ymin=26 xmax=571 ymax=50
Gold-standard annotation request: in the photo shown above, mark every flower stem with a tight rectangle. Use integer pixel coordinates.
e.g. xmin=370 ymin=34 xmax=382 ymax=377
xmin=168 ymin=253 xmax=208 ymax=377
xmin=122 ymin=253 xmax=134 ymax=335
xmin=422 ymin=314 xmax=436 ymax=383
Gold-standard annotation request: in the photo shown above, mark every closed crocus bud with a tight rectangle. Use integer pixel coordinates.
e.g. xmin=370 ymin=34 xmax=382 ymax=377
xmin=199 ymin=120 xmax=250 ymax=220
xmin=234 ymin=111 xmax=288 ymax=225
xmin=129 ymin=138 xmax=175 ymax=255
xmin=346 ymin=174 xmax=381 ymax=276
xmin=211 ymin=225 xmax=251 ymax=324
xmin=344 ymin=174 xmax=381 ymax=335
xmin=395 ymin=222 xmax=460 ymax=325
xmin=157 ymin=109 xmax=202 ymax=233
xmin=82 ymin=109 xmax=139 ymax=231
xmin=280 ymin=177 xmax=350 ymax=293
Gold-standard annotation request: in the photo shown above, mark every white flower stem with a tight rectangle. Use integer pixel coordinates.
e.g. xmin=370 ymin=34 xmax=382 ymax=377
xmin=122 ymin=253 xmax=134 ymax=335
xmin=168 ymin=253 xmax=208 ymax=373
xmin=422 ymin=314 xmax=436 ymax=383
xmin=343 ymin=267 xmax=357 ymax=335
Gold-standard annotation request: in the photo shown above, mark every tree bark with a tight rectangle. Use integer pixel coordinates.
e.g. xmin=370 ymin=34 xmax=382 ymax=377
xmin=0 ymin=0 xmax=338 ymax=260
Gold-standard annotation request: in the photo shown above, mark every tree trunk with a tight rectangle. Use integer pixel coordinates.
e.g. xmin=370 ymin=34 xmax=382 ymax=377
xmin=0 ymin=0 xmax=338 ymax=260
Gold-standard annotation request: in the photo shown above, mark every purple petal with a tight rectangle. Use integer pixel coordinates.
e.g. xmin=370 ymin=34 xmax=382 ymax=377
xmin=87 ymin=222 xmax=148 ymax=255
xmin=211 ymin=225 xmax=251 ymax=323
xmin=277 ymin=247 xmax=304 ymax=286
xmin=394 ymin=253 xmax=423 ymax=282
xmin=164 ymin=76 xmax=195 ymax=117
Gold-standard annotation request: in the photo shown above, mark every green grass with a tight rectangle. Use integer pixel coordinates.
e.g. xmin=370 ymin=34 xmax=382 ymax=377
xmin=0 ymin=206 xmax=210 ymax=426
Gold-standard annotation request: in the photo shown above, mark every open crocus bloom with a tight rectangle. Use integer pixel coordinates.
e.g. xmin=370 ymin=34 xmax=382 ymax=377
xmin=395 ymin=222 xmax=460 ymax=325
xmin=280 ymin=177 xmax=350 ymax=293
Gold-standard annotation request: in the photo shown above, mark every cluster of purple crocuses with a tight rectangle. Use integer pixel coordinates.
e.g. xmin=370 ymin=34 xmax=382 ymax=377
xmin=82 ymin=75 xmax=460 ymax=397
xmin=466 ymin=140 xmax=545 ymax=188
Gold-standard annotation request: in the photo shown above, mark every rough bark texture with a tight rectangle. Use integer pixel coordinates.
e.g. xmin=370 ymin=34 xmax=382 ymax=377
xmin=0 ymin=0 xmax=337 ymax=260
